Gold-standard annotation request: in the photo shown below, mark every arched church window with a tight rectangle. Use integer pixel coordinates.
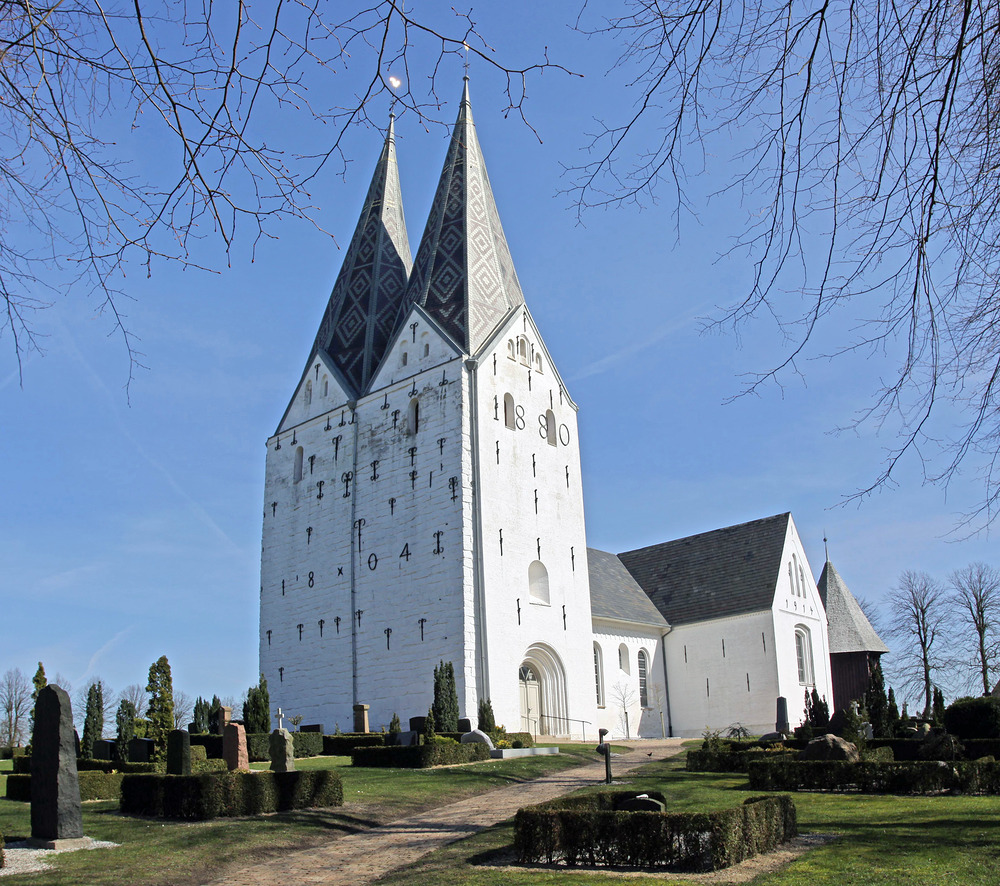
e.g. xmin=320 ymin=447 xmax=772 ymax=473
xmin=408 ymin=398 xmax=420 ymax=435
xmin=504 ymin=393 xmax=516 ymax=430
xmin=402 ymin=352 xmax=408 ymax=366
xmin=799 ymin=565 xmax=807 ymax=597
xmin=618 ymin=643 xmax=630 ymax=675
xmin=528 ymin=560 xmax=550 ymax=604
xmin=545 ymin=409 xmax=557 ymax=447
xmin=594 ymin=643 xmax=605 ymax=706
xmin=795 ymin=625 xmax=814 ymax=685
xmin=788 ymin=562 xmax=795 ymax=597
xmin=293 ymin=447 xmax=304 ymax=483
xmin=304 ymin=380 xmax=312 ymax=406
xmin=638 ymin=649 xmax=649 ymax=707
xmin=507 ymin=339 xmax=516 ymax=360
xmin=518 ymin=336 xmax=529 ymax=365
xmin=793 ymin=555 xmax=802 ymax=596
xmin=322 ymin=376 xmax=329 ymax=398
xmin=534 ymin=353 xmax=543 ymax=373
xmin=424 ymin=343 xmax=430 ymax=357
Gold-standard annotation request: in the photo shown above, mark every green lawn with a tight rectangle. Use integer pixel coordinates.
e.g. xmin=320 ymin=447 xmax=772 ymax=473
xmin=374 ymin=753 xmax=1000 ymax=886
xmin=0 ymin=744 xmax=606 ymax=885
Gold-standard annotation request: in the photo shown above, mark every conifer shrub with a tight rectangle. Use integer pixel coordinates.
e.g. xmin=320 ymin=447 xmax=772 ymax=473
xmin=432 ymin=661 xmax=460 ymax=732
xmin=514 ymin=792 xmax=796 ymax=870
xmin=477 ymin=697 xmax=496 ymax=732
xmin=944 ymin=696 xmax=1000 ymax=739
xmin=243 ymin=676 xmax=271 ymax=735
xmin=145 ymin=656 xmax=174 ymax=761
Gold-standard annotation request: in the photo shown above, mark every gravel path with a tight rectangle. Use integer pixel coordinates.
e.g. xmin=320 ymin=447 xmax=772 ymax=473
xmin=202 ymin=739 xmax=686 ymax=886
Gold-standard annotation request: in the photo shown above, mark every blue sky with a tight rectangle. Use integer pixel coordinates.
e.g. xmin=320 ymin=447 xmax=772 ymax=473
xmin=1 ymin=2 xmax=994 ymax=713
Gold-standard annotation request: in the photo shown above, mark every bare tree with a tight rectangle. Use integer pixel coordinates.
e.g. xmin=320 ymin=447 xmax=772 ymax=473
xmin=0 ymin=668 xmax=32 ymax=747
xmin=118 ymin=683 xmax=147 ymax=720
xmin=949 ymin=562 xmax=1000 ymax=695
xmin=610 ymin=680 xmax=637 ymax=739
xmin=886 ymin=571 xmax=950 ymax=717
xmin=172 ymin=690 xmax=194 ymax=730
xmin=2 ymin=2 xmax=569 ymax=390
xmin=571 ymin=0 xmax=1000 ymax=526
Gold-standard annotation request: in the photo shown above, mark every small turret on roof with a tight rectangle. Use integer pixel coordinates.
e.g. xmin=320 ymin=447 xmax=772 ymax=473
xmin=402 ymin=80 xmax=525 ymax=354
xmin=817 ymin=560 xmax=889 ymax=654
xmin=309 ymin=115 xmax=412 ymax=397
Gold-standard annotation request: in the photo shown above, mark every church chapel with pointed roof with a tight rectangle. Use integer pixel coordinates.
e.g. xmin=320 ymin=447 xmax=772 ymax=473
xmin=259 ymin=84 xmax=884 ymax=738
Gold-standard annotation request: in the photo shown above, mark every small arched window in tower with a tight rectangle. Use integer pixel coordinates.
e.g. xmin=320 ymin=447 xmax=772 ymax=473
xmin=507 ymin=339 xmax=516 ymax=360
xmin=534 ymin=353 xmax=543 ymax=373
xmin=504 ymin=393 xmax=516 ymax=430
xmin=788 ymin=562 xmax=795 ymax=597
xmin=408 ymin=398 xmax=420 ymax=435
xmin=423 ymin=342 xmax=430 ymax=357
xmin=304 ymin=380 xmax=312 ymax=406
xmin=518 ymin=336 xmax=529 ymax=365
xmin=402 ymin=351 xmax=408 ymax=366
xmin=528 ymin=560 xmax=550 ymax=604
xmin=293 ymin=447 xmax=304 ymax=483
xmin=792 ymin=554 xmax=802 ymax=596
xmin=545 ymin=409 xmax=557 ymax=447
xmin=594 ymin=643 xmax=605 ymax=706
xmin=638 ymin=649 xmax=649 ymax=706
xmin=799 ymin=565 xmax=807 ymax=598
xmin=618 ymin=643 xmax=630 ymax=675
xmin=322 ymin=376 xmax=329 ymax=398
xmin=795 ymin=625 xmax=814 ymax=685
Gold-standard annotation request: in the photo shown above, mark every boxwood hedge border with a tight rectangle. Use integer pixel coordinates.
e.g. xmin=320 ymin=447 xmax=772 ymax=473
xmin=748 ymin=759 xmax=1000 ymax=793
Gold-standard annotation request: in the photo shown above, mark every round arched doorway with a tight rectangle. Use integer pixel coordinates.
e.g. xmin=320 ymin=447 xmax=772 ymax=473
xmin=518 ymin=644 xmax=569 ymax=737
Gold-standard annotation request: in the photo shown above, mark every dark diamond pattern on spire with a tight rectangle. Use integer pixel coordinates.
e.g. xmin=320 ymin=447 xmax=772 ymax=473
xmin=405 ymin=83 xmax=524 ymax=353
xmin=312 ymin=118 xmax=412 ymax=395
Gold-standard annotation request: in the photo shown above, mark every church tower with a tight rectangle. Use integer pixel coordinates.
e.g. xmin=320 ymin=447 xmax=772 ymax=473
xmin=260 ymin=84 xmax=596 ymax=737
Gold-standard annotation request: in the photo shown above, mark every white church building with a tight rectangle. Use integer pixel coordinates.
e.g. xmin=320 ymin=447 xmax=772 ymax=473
xmin=258 ymin=82 xmax=850 ymax=740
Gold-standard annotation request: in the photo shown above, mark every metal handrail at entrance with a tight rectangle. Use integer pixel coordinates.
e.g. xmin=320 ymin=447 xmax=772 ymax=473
xmin=536 ymin=714 xmax=592 ymax=742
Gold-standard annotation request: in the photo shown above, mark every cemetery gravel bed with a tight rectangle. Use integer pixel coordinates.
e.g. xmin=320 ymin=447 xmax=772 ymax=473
xmin=0 ymin=839 xmax=119 ymax=878
xmin=202 ymin=740 xmax=686 ymax=886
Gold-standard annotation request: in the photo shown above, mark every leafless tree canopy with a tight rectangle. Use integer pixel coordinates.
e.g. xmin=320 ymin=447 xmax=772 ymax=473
xmin=1 ymin=1 xmax=567 ymax=390
xmin=886 ymin=570 xmax=949 ymax=715
xmin=572 ymin=0 xmax=1000 ymax=526
xmin=172 ymin=689 xmax=194 ymax=729
xmin=0 ymin=668 xmax=32 ymax=746
xmin=949 ymin=561 xmax=1000 ymax=695
xmin=119 ymin=682 xmax=147 ymax=720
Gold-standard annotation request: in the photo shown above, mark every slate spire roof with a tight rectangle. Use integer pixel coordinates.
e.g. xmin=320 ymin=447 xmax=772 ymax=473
xmin=403 ymin=80 xmax=525 ymax=354
xmin=817 ymin=560 xmax=889 ymax=655
xmin=310 ymin=115 xmax=412 ymax=396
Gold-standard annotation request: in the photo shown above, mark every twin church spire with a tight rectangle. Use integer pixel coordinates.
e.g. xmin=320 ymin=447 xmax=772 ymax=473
xmin=309 ymin=82 xmax=524 ymax=398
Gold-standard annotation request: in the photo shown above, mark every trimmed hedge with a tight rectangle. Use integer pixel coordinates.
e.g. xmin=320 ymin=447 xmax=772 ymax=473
xmin=323 ymin=734 xmax=387 ymax=755
xmin=748 ymin=759 xmax=1000 ymax=794
xmin=292 ymin=732 xmax=323 ymax=757
xmin=13 ymin=758 xmax=157 ymax=774
xmin=0 ymin=746 xmax=25 ymax=759
xmin=352 ymin=741 xmax=491 ymax=768
xmin=687 ymin=747 xmax=798 ymax=773
xmin=5 ymin=771 xmax=125 ymax=802
xmin=246 ymin=733 xmax=270 ymax=762
xmin=515 ymin=792 xmax=796 ymax=871
xmin=120 ymin=770 xmax=343 ymax=819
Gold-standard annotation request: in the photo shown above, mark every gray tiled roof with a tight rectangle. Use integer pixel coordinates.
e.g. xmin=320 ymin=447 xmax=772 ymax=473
xmin=311 ymin=116 xmax=412 ymax=396
xmin=618 ymin=514 xmax=791 ymax=625
xmin=817 ymin=560 xmax=889 ymax=654
xmin=587 ymin=548 xmax=669 ymax=628
xmin=403 ymin=81 xmax=524 ymax=354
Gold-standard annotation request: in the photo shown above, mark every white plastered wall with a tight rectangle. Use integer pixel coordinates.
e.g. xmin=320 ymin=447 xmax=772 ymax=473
xmin=592 ymin=621 xmax=669 ymax=740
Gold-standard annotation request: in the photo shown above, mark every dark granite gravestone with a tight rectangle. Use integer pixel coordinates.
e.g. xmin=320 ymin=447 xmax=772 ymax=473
xmin=92 ymin=740 xmax=116 ymax=761
xmin=30 ymin=685 xmax=84 ymax=845
xmin=409 ymin=716 xmax=426 ymax=733
xmin=457 ymin=718 xmax=472 ymax=734
xmin=299 ymin=724 xmax=324 ymax=733
xmin=128 ymin=738 xmax=156 ymax=763
xmin=166 ymin=730 xmax=192 ymax=775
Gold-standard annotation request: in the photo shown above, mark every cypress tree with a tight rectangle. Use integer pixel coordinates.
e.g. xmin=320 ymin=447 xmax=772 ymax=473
xmin=208 ymin=695 xmax=222 ymax=733
xmin=866 ymin=660 xmax=890 ymax=737
xmin=81 ymin=681 xmax=104 ymax=757
xmin=244 ymin=675 xmax=271 ymax=734
xmin=432 ymin=661 xmax=459 ymax=732
xmin=887 ymin=687 xmax=901 ymax=735
xmin=116 ymin=699 xmax=137 ymax=761
xmin=192 ymin=696 xmax=210 ymax=733
xmin=477 ymin=697 xmax=496 ymax=732
xmin=932 ymin=686 xmax=946 ymax=725
xmin=423 ymin=706 xmax=436 ymax=741
xmin=145 ymin=655 xmax=175 ymax=760
xmin=30 ymin=662 xmax=46 ymax=739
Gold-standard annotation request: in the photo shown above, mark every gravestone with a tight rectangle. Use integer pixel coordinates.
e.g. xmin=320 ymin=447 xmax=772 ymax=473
xmin=166 ymin=730 xmax=192 ymax=775
xmin=223 ymin=723 xmax=249 ymax=771
xmin=460 ymin=729 xmax=495 ymax=749
xmin=269 ymin=729 xmax=295 ymax=772
xmin=92 ymin=740 xmax=116 ymax=761
xmin=457 ymin=718 xmax=473 ymax=734
xmin=214 ymin=706 xmax=233 ymax=736
xmin=128 ymin=738 xmax=156 ymax=763
xmin=409 ymin=716 xmax=426 ymax=733
xmin=353 ymin=704 xmax=370 ymax=733
xmin=775 ymin=696 xmax=789 ymax=734
xmin=300 ymin=724 xmax=324 ymax=733
xmin=30 ymin=685 xmax=84 ymax=847
xmin=615 ymin=794 xmax=665 ymax=812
